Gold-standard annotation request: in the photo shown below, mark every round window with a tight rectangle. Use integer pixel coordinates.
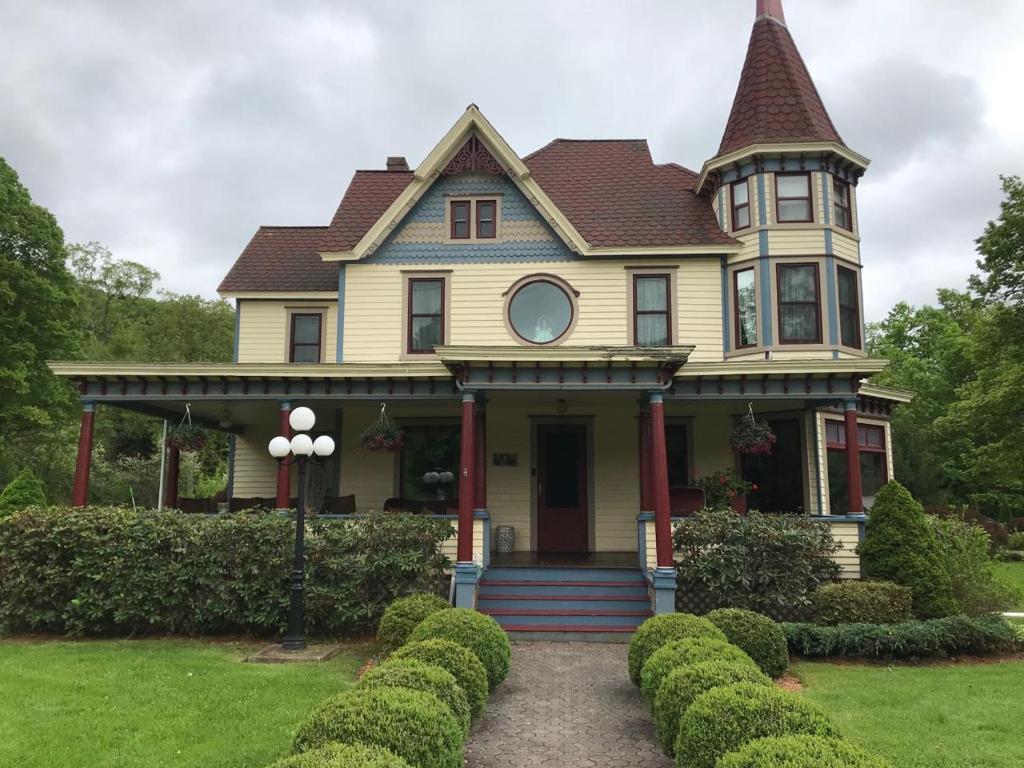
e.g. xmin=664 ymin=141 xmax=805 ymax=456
xmin=507 ymin=279 xmax=574 ymax=344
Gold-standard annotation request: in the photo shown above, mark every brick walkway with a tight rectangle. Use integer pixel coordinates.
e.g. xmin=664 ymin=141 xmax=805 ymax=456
xmin=464 ymin=642 xmax=671 ymax=768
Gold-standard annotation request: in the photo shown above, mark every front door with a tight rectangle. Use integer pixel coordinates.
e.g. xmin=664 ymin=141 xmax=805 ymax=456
xmin=536 ymin=424 xmax=588 ymax=553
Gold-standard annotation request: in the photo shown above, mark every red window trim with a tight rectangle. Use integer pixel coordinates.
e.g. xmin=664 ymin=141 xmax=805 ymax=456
xmin=450 ymin=201 xmax=470 ymax=239
xmin=776 ymin=262 xmax=823 ymax=344
xmin=632 ymin=273 xmax=672 ymax=346
xmin=407 ymin=277 xmax=445 ymax=355
xmin=832 ymin=178 xmax=853 ymax=231
xmin=837 ymin=265 xmax=862 ymax=349
xmin=732 ymin=267 xmax=756 ymax=349
xmin=730 ymin=180 xmax=751 ymax=231
xmin=475 ymin=199 xmax=496 ymax=239
xmin=289 ymin=312 xmax=323 ymax=363
xmin=825 ymin=420 xmax=887 ymax=453
xmin=775 ymin=172 xmax=814 ymax=224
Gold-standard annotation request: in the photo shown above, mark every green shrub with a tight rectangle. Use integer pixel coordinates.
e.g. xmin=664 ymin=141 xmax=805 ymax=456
xmin=407 ymin=608 xmax=510 ymax=690
xmin=675 ymin=683 xmax=840 ymax=768
xmin=783 ymin=615 xmax=1018 ymax=659
xmin=810 ymin=581 xmax=913 ymax=626
xmin=640 ymin=636 xmax=757 ymax=702
xmin=0 ymin=506 xmax=452 ymax=636
xmin=391 ymin=639 xmax=488 ymax=719
xmin=267 ymin=741 xmax=411 ymax=768
xmin=628 ymin=613 xmax=727 ymax=685
xmin=931 ymin=516 xmax=1020 ymax=616
xmin=0 ymin=468 xmax=46 ymax=516
xmin=996 ymin=550 xmax=1024 ymax=562
xmin=716 ymin=735 xmax=893 ymax=768
xmin=358 ymin=658 xmax=471 ymax=735
xmin=673 ymin=509 xmax=840 ymax=619
xmin=858 ymin=482 xmax=959 ymax=618
xmin=377 ymin=593 xmax=450 ymax=653
xmin=705 ymin=608 xmax=789 ymax=678
xmin=292 ymin=687 xmax=462 ymax=768
xmin=1008 ymin=531 xmax=1024 ymax=550
xmin=653 ymin=661 xmax=771 ymax=757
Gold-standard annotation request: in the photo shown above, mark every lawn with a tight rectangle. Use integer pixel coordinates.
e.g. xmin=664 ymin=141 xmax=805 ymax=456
xmin=994 ymin=560 xmax=1024 ymax=610
xmin=794 ymin=659 xmax=1024 ymax=768
xmin=0 ymin=639 xmax=371 ymax=768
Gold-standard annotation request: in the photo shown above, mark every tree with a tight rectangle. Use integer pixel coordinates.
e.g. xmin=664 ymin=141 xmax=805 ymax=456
xmin=969 ymin=175 xmax=1024 ymax=305
xmin=0 ymin=468 xmax=47 ymax=516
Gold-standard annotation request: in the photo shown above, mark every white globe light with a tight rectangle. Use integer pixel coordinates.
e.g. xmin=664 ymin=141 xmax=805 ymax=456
xmin=312 ymin=435 xmax=335 ymax=457
xmin=290 ymin=433 xmax=314 ymax=456
xmin=289 ymin=406 xmax=316 ymax=432
xmin=268 ymin=435 xmax=291 ymax=458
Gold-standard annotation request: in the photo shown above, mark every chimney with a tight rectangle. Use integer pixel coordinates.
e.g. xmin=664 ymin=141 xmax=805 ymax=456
xmin=386 ymin=156 xmax=409 ymax=172
xmin=755 ymin=0 xmax=786 ymax=26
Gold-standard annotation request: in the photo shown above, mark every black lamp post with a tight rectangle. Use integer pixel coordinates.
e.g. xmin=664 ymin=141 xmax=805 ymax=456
xmin=268 ymin=406 xmax=335 ymax=651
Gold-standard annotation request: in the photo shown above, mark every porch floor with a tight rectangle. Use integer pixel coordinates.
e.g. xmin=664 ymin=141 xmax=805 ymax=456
xmin=487 ymin=551 xmax=638 ymax=569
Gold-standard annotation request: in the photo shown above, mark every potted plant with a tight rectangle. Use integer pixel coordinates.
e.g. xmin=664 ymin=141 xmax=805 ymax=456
xmin=166 ymin=423 xmax=207 ymax=452
xmin=358 ymin=404 xmax=404 ymax=452
xmin=730 ymin=413 xmax=776 ymax=456
xmin=695 ymin=470 xmax=755 ymax=513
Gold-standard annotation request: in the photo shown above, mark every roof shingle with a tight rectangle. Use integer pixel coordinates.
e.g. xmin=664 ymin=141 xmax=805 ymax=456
xmin=317 ymin=170 xmax=414 ymax=253
xmin=217 ymin=226 xmax=336 ymax=292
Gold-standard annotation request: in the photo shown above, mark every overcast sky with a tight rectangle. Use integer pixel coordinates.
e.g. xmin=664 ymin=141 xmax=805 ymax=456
xmin=2 ymin=0 xmax=1022 ymax=320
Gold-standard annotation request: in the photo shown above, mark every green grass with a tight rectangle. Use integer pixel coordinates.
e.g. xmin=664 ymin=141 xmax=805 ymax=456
xmin=794 ymin=659 xmax=1024 ymax=768
xmin=994 ymin=561 xmax=1024 ymax=610
xmin=0 ymin=638 xmax=370 ymax=768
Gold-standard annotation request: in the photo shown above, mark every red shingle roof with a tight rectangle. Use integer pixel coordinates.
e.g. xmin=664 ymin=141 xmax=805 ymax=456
xmin=318 ymin=170 xmax=414 ymax=253
xmin=524 ymin=139 xmax=736 ymax=248
xmin=717 ymin=15 xmax=843 ymax=157
xmin=217 ymin=226 xmax=336 ymax=292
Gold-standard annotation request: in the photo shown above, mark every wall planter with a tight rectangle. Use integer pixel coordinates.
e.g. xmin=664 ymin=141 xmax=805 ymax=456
xmin=359 ymin=404 xmax=405 ymax=452
xmin=166 ymin=424 xmax=207 ymax=452
xmin=730 ymin=409 xmax=777 ymax=456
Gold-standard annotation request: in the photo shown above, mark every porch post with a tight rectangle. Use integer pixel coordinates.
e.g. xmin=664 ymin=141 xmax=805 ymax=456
xmin=163 ymin=446 xmax=180 ymax=509
xmin=648 ymin=391 xmax=678 ymax=614
xmin=843 ymin=398 xmax=864 ymax=514
xmin=71 ymin=401 xmax=96 ymax=508
xmin=276 ymin=400 xmax=292 ymax=509
xmin=454 ymin=391 xmax=479 ymax=608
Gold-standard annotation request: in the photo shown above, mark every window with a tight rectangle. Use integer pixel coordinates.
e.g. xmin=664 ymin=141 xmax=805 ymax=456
xmin=775 ymin=173 xmax=813 ymax=223
xmin=289 ymin=313 xmax=322 ymax=362
xmin=837 ymin=266 xmax=861 ymax=349
xmin=833 ymin=178 xmax=852 ymax=230
xmin=399 ymin=424 xmax=461 ymax=502
xmin=633 ymin=274 xmax=671 ymax=346
xmin=476 ymin=200 xmax=496 ymax=238
xmin=408 ymin=278 xmax=445 ymax=354
xmin=731 ymin=181 xmax=751 ymax=230
xmin=776 ymin=263 xmax=822 ymax=344
xmin=450 ymin=201 xmax=470 ymax=239
xmin=826 ymin=421 xmax=888 ymax=513
xmin=733 ymin=268 xmax=757 ymax=348
xmin=506 ymin=277 xmax=575 ymax=344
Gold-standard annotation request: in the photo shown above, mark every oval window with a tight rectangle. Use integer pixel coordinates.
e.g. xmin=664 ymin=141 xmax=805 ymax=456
xmin=507 ymin=279 xmax=574 ymax=344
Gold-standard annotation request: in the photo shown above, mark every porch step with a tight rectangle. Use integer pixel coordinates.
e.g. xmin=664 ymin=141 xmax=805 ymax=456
xmin=479 ymin=595 xmax=650 ymax=611
xmin=483 ymin=566 xmax=645 ymax=582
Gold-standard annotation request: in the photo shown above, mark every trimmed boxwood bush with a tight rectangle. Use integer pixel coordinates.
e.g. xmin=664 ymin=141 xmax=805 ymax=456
xmin=675 ymin=683 xmax=840 ymax=768
xmin=810 ymin=581 xmax=914 ymax=626
xmin=267 ymin=742 xmax=411 ymax=768
xmin=0 ymin=468 xmax=46 ymax=516
xmin=391 ymin=639 xmax=488 ymax=719
xmin=716 ymin=735 xmax=893 ymax=768
xmin=292 ymin=687 xmax=462 ymax=768
xmin=358 ymin=658 xmax=471 ymax=735
xmin=628 ymin=613 xmax=727 ymax=685
xmin=653 ymin=661 xmax=771 ymax=757
xmin=640 ymin=636 xmax=757 ymax=702
xmin=407 ymin=607 xmax=511 ymax=690
xmin=858 ymin=482 xmax=959 ymax=618
xmin=706 ymin=608 xmax=789 ymax=678
xmin=377 ymin=593 xmax=450 ymax=653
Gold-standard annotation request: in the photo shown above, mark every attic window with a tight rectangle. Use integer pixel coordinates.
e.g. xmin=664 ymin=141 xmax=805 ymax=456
xmin=448 ymin=198 xmax=500 ymax=241
xmin=731 ymin=180 xmax=751 ymax=230
xmin=450 ymin=202 xmax=471 ymax=239
xmin=775 ymin=173 xmax=813 ymax=223
xmin=476 ymin=200 xmax=496 ymax=238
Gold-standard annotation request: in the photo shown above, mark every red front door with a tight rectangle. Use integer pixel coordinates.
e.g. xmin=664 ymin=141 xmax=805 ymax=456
xmin=537 ymin=424 xmax=589 ymax=553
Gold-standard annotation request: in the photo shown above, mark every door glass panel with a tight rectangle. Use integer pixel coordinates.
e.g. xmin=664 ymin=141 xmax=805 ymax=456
xmin=545 ymin=432 xmax=580 ymax=508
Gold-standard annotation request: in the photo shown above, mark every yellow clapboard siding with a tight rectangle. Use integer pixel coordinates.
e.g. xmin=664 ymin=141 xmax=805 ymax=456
xmin=832 ymin=231 xmax=860 ymax=263
xmin=237 ymin=301 xmax=339 ymax=364
xmin=830 ymin=521 xmax=862 ymax=578
xmin=767 ymin=229 xmax=827 ymax=256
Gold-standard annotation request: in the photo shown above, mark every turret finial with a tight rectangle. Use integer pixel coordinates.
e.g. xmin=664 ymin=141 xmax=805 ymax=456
xmin=756 ymin=0 xmax=786 ymax=26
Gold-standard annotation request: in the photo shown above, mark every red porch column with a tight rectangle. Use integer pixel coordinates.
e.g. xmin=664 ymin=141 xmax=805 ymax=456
xmin=474 ymin=406 xmax=487 ymax=510
xmin=639 ymin=404 xmax=653 ymax=511
xmin=164 ymin=446 xmax=180 ymax=509
xmin=457 ymin=392 xmax=476 ymax=562
xmin=649 ymin=392 xmax=674 ymax=568
xmin=71 ymin=402 xmax=96 ymax=508
xmin=276 ymin=401 xmax=292 ymax=509
xmin=844 ymin=399 xmax=864 ymax=514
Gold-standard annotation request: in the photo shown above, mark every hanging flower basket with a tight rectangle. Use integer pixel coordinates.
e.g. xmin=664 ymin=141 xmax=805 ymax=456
xmin=359 ymin=404 xmax=404 ymax=452
xmin=730 ymin=416 xmax=776 ymax=456
xmin=166 ymin=424 xmax=207 ymax=452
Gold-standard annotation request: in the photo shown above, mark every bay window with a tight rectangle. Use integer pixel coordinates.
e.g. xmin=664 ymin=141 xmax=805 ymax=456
xmin=776 ymin=263 xmax=822 ymax=344
xmin=826 ymin=421 xmax=888 ymax=513
xmin=837 ymin=266 xmax=861 ymax=349
xmin=733 ymin=267 xmax=757 ymax=348
xmin=775 ymin=173 xmax=813 ymax=223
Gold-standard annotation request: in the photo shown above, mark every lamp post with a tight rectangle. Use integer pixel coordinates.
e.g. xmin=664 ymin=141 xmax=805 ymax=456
xmin=268 ymin=406 xmax=335 ymax=651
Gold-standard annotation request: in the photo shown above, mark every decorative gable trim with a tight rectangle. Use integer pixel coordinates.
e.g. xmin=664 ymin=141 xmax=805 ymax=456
xmin=442 ymin=135 xmax=505 ymax=176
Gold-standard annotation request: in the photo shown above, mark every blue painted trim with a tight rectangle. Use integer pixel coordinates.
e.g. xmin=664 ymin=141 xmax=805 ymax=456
xmin=653 ymin=567 xmax=678 ymax=614
xmin=82 ymin=400 xmax=96 ymax=412
xmin=318 ymin=513 xmax=458 ymax=521
xmin=825 ymin=254 xmax=839 ymax=345
xmin=232 ymin=300 xmax=240 ymax=362
xmin=720 ymin=256 xmax=730 ymax=353
xmin=225 ymin=434 xmax=236 ymax=501
xmin=279 ymin=400 xmax=292 ymax=411
xmin=365 ymin=244 xmax=574 ymax=265
xmin=758 ymin=255 xmax=774 ymax=345
xmin=454 ymin=562 xmax=480 ymax=609
xmin=637 ymin=512 xmax=655 ymax=522
xmin=336 ymin=265 xmax=346 ymax=362
xmin=648 ymin=391 xmax=664 ymax=404
xmin=808 ymin=515 xmax=868 ymax=522
xmin=757 ymin=173 xmax=768 ymax=226
xmin=824 ymin=229 xmax=834 ymax=255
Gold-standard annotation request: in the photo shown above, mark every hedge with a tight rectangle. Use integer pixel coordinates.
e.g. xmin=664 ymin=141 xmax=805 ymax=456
xmin=675 ymin=683 xmax=841 ymax=768
xmin=653 ymin=660 xmax=771 ymax=757
xmin=358 ymin=658 xmax=471 ymax=736
xmin=810 ymin=581 xmax=913 ymax=626
xmin=628 ymin=613 xmax=727 ymax=685
xmin=390 ymin=639 xmax=488 ymax=719
xmin=407 ymin=608 xmax=511 ymax=690
xmin=292 ymin=687 xmax=462 ymax=768
xmin=782 ymin=616 xmax=1019 ymax=659
xmin=266 ymin=742 xmax=411 ymax=768
xmin=641 ymin=636 xmax=757 ymax=702
xmin=705 ymin=609 xmax=789 ymax=678
xmin=0 ymin=468 xmax=46 ymax=516
xmin=716 ymin=735 xmax=893 ymax=768
xmin=0 ymin=507 xmax=452 ymax=636
xmin=377 ymin=593 xmax=451 ymax=653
